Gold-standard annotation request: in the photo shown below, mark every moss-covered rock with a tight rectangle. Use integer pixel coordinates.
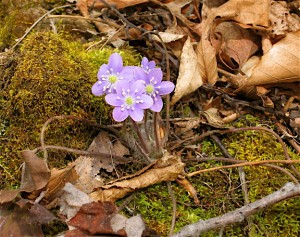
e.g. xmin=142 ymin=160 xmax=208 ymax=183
xmin=0 ymin=31 xmax=141 ymax=189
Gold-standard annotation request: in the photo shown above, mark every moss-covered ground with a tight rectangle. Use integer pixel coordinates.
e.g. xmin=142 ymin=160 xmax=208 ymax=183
xmin=119 ymin=115 xmax=300 ymax=236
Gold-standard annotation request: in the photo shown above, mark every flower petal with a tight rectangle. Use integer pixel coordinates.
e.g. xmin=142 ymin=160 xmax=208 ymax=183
xmin=105 ymin=94 xmax=124 ymax=106
xmin=139 ymin=94 xmax=153 ymax=109
xmin=148 ymin=68 xmax=163 ymax=83
xmin=129 ymin=107 xmax=144 ymax=121
xmin=157 ymin=81 xmax=175 ymax=95
xmin=141 ymin=57 xmax=149 ymax=68
xmin=131 ymin=80 xmax=146 ymax=95
xmin=115 ymin=80 xmax=130 ymax=95
xmin=148 ymin=60 xmax=156 ymax=70
xmin=92 ymin=81 xmax=106 ymax=96
xmin=133 ymin=67 xmax=147 ymax=82
xmin=113 ymin=107 xmax=129 ymax=122
xmin=150 ymin=96 xmax=163 ymax=112
xmin=97 ymin=64 xmax=108 ymax=80
xmin=120 ymin=66 xmax=138 ymax=82
xmin=108 ymin=53 xmax=123 ymax=72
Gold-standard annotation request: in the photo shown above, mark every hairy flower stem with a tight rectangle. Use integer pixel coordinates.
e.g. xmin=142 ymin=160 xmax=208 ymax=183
xmin=131 ymin=118 xmax=149 ymax=154
xmin=144 ymin=110 xmax=151 ymax=142
xmin=153 ymin=112 xmax=161 ymax=152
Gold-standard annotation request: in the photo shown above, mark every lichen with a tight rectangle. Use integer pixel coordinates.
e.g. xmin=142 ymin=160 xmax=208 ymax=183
xmin=0 ymin=31 xmax=141 ymax=189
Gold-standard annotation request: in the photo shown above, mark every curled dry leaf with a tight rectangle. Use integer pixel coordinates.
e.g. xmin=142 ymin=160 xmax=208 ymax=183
xmin=197 ymin=14 xmax=218 ymax=85
xmin=90 ymin=152 xmax=185 ymax=202
xmin=212 ymin=21 xmax=260 ymax=70
xmin=171 ymin=37 xmax=204 ymax=105
xmin=20 ymin=150 xmax=50 ymax=192
xmin=0 ymin=150 xmax=50 ymax=204
xmin=245 ymin=30 xmax=300 ymax=86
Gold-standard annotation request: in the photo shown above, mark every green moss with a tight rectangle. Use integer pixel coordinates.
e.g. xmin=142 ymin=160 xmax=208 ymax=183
xmin=120 ymin=115 xmax=300 ymax=236
xmin=0 ymin=12 xmax=16 ymax=51
xmin=0 ymin=31 xmax=141 ymax=189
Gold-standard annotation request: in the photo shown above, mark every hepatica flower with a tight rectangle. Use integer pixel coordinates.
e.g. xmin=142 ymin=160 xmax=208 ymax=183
xmin=136 ymin=67 xmax=175 ymax=112
xmin=92 ymin=53 xmax=133 ymax=96
xmin=105 ymin=80 xmax=153 ymax=122
xmin=141 ymin=57 xmax=156 ymax=74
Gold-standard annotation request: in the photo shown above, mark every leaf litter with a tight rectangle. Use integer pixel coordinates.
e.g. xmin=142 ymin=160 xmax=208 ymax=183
xmin=0 ymin=0 xmax=300 ymax=236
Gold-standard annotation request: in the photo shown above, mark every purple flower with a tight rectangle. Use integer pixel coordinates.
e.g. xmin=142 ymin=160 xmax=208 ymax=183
xmin=92 ymin=53 xmax=133 ymax=96
xmin=105 ymin=80 xmax=153 ymax=122
xmin=135 ymin=68 xmax=175 ymax=112
xmin=141 ymin=57 xmax=156 ymax=74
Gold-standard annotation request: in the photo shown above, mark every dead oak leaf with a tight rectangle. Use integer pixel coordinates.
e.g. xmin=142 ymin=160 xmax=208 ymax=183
xmin=171 ymin=37 xmax=204 ymax=105
xmin=245 ymin=30 xmax=300 ymax=86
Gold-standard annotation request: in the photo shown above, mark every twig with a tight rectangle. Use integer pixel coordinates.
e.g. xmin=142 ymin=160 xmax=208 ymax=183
xmin=184 ymin=156 xmax=298 ymax=183
xmin=32 ymin=145 xmax=129 ymax=162
xmin=47 ymin=14 xmax=106 ymax=24
xmin=171 ymin=126 xmax=300 ymax=179
xmin=10 ymin=5 xmax=73 ymax=51
xmin=210 ymin=134 xmax=253 ymax=233
xmin=40 ymin=115 xmax=120 ymax=162
xmin=167 ymin=181 xmax=177 ymax=237
xmin=172 ymin=182 xmax=300 ymax=237
xmin=116 ymin=192 xmax=137 ymax=213
xmin=187 ymin=159 xmax=300 ymax=178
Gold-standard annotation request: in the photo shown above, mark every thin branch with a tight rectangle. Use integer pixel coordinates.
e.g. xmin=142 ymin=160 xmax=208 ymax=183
xmin=40 ymin=115 xmax=120 ymax=162
xmin=187 ymin=159 xmax=300 ymax=178
xmin=172 ymin=182 xmax=300 ymax=237
xmin=184 ymin=156 xmax=298 ymax=183
xmin=171 ymin=126 xmax=300 ymax=179
xmin=167 ymin=181 xmax=177 ymax=237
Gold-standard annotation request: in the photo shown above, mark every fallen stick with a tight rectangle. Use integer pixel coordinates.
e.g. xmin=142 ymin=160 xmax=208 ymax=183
xmin=173 ymin=182 xmax=300 ymax=237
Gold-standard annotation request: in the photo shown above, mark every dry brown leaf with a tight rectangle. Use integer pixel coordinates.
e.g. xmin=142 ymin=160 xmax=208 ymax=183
xmin=77 ymin=0 xmax=149 ymax=17
xmin=0 ymin=151 xmax=51 ymax=203
xmin=90 ymin=152 xmax=185 ymax=202
xmin=176 ymin=177 xmax=200 ymax=205
xmin=43 ymin=165 xmax=78 ymax=201
xmin=245 ymin=30 xmax=300 ymax=86
xmin=212 ymin=21 xmax=259 ymax=69
xmin=20 ymin=150 xmax=50 ymax=192
xmin=214 ymin=0 xmax=270 ymax=28
xmin=0 ymin=201 xmax=54 ymax=237
xmin=164 ymin=0 xmax=197 ymax=31
xmin=74 ymin=132 xmax=128 ymax=194
xmin=171 ymin=37 xmax=204 ymax=105
xmin=197 ymin=15 xmax=218 ymax=85
xmin=67 ymin=202 xmax=126 ymax=236
xmin=174 ymin=118 xmax=203 ymax=135
xmin=269 ymin=1 xmax=300 ymax=36
xmin=201 ymin=108 xmax=225 ymax=128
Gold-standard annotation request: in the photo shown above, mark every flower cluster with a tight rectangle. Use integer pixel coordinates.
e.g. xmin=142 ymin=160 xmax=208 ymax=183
xmin=92 ymin=53 xmax=175 ymax=122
